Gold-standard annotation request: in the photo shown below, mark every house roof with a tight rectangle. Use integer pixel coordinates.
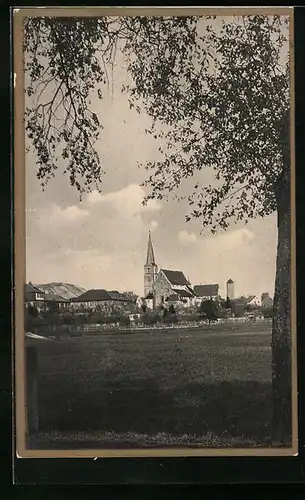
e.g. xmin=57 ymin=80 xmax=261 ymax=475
xmin=25 ymin=282 xmax=44 ymax=294
xmin=186 ymin=285 xmax=195 ymax=296
xmin=172 ymin=288 xmax=193 ymax=298
xmin=246 ymin=295 xmax=257 ymax=304
xmin=145 ymin=292 xmax=154 ymax=300
xmin=233 ymin=297 xmax=247 ymax=305
xmin=161 ymin=269 xmax=190 ymax=286
xmin=233 ymin=295 xmax=258 ymax=306
xmin=194 ymin=284 xmax=219 ymax=297
xmin=70 ymin=289 xmax=112 ymax=302
xmin=166 ymin=294 xmax=180 ymax=302
xmin=44 ymin=293 xmax=67 ymax=302
xmin=108 ymin=290 xmax=133 ymax=302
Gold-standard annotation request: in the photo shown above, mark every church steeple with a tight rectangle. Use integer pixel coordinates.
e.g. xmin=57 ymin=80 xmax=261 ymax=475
xmin=144 ymin=231 xmax=158 ymax=298
xmin=146 ymin=230 xmax=156 ymax=265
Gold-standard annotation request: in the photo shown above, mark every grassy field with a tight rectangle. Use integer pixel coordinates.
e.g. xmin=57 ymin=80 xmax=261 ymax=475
xmin=29 ymin=322 xmax=276 ymax=449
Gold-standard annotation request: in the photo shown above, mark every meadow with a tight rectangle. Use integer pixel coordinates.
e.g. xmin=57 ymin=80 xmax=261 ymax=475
xmin=28 ymin=322 xmax=275 ymax=449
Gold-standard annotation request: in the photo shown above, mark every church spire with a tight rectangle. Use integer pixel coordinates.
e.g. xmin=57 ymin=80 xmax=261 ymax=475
xmin=146 ymin=231 xmax=156 ymax=265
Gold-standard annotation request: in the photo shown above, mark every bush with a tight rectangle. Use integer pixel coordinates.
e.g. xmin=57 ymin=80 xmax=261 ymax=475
xmin=60 ymin=315 xmax=76 ymax=326
xmin=26 ymin=304 xmax=39 ymax=317
xmin=162 ymin=307 xmax=178 ymax=324
xmin=178 ymin=313 xmax=201 ymax=323
xmin=119 ymin=316 xmax=131 ymax=327
xmin=198 ymin=300 xmax=220 ymax=324
xmin=263 ymin=307 xmax=273 ymax=318
xmin=74 ymin=314 xmax=88 ymax=325
xmin=142 ymin=312 xmax=161 ymax=325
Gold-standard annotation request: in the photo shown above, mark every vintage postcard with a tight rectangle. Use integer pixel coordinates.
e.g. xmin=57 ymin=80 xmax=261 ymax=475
xmin=13 ymin=6 xmax=297 ymax=458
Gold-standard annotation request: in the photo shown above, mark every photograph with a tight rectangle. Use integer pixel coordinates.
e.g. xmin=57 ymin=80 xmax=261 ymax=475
xmin=14 ymin=7 xmax=297 ymax=458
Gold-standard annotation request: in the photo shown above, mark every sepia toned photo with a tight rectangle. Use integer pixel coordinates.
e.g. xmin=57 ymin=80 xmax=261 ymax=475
xmin=14 ymin=7 xmax=297 ymax=458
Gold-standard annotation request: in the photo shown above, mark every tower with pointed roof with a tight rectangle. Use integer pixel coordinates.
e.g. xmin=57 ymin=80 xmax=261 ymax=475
xmin=226 ymin=278 xmax=235 ymax=300
xmin=144 ymin=231 xmax=158 ymax=298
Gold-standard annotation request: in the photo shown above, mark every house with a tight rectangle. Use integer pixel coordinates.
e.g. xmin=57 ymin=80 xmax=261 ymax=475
xmin=229 ymin=295 xmax=261 ymax=317
xmin=246 ymin=295 xmax=261 ymax=308
xmin=25 ymin=282 xmax=45 ymax=302
xmin=24 ymin=282 xmax=46 ymax=312
xmin=153 ymin=269 xmax=195 ymax=308
xmin=135 ymin=296 xmax=143 ymax=309
xmin=43 ymin=292 xmax=68 ymax=310
xmin=142 ymin=292 xmax=154 ymax=310
xmin=69 ymin=288 xmax=133 ymax=313
xmin=128 ymin=313 xmax=141 ymax=323
xmin=24 ymin=282 xmax=68 ymax=312
xmin=193 ymin=284 xmax=219 ymax=305
xmin=107 ymin=290 xmax=134 ymax=303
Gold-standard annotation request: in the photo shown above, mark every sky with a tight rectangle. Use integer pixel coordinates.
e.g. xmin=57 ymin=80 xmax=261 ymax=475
xmin=25 ymin=15 xmax=289 ymax=299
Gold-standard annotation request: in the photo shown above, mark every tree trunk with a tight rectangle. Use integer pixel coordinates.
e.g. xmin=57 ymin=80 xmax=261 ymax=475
xmin=26 ymin=346 xmax=39 ymax=434
xmin=272 ymin=176 xmax=292 ymax=445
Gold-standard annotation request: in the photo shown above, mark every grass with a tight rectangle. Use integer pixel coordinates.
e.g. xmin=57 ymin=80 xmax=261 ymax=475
xmin=28 ymin=430 xmax=265 ymax=450
xmin=29 ymin=322 xmax=278 ymax=449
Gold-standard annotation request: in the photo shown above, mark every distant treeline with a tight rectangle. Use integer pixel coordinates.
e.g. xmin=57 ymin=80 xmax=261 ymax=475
xmin=25 ymin=298 xmax=273 ymax=337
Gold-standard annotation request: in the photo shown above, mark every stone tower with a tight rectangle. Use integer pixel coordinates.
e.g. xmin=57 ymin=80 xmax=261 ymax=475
xmin=144 ymin=231 xmax=158 ymax=298
xmin=226 ymin=278 xmax=235 ymax=300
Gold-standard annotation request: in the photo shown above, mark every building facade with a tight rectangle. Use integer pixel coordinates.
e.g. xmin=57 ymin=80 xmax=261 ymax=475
xmin=226 ymin=279 xmax=235 ymax=300
xmin=193 ymin=284 xmax=220 ymax=305
xmin=69 ymin=289 xmax=134 ymax=313
xmin=154 ymin=269 xmax=195 ymax=308
xmin=25 ymin=282 xmax=45 ymax=302
xmin=24 ymin=282 xmax=67 ymax=311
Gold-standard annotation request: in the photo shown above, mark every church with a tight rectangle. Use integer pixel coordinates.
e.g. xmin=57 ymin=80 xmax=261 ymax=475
xmin=143 ymin=231 xmax=196 ymax=310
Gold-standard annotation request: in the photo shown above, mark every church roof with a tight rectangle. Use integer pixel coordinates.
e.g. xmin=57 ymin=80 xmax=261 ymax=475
xmin=186 ymin=285 xmax=195 ymax=295
xmin=172 ymin=288 xmax=194 ymax=298
xmin=161 ymin=269 xmax=190 ymax=286
xmin=194 ymin=284 xmax=219 ymax=297
xmin=146 ymin=231 xmax=156 ymax=265
xmin=165 ymin=294 xmax=180 ymax=302
xmin=227 ymin=278 xmax=234 ymax=284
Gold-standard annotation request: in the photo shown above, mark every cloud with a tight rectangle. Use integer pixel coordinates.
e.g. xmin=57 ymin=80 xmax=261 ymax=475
xmin=35 ymin=204 xmax=89 ymax=229
xmin=174 ymin=225 xmax=273 ymax=298
xmin=149 ymin=220 xmax=158 ymax=232
xmin=178 ymin=230 xmax=197 ymax=246
xmin=86 ymin=184 xmax=160 ymax=215
xmin=59 ymin=205 xmax=89 ymax=222
xmin=28 ymin=245 xmax=144 ymax=294
xmin=205 ymin=228 xmax=255 ymax=253
xmin=26 ymin=183 xmax=163 ymax=294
